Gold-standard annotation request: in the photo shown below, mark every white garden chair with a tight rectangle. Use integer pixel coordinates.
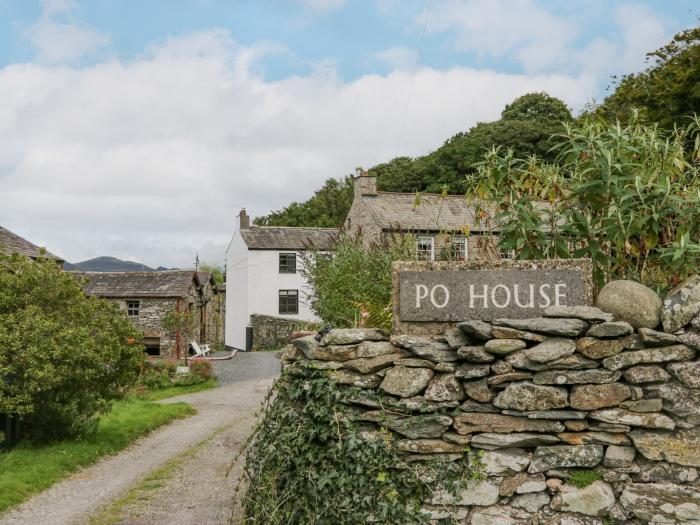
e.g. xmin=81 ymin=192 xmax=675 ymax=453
xmin=190 ymin=341 xmax=211 ymax=357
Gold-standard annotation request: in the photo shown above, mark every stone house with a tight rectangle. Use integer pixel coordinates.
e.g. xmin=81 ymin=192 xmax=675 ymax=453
xmin=0 ymin=225 xmax=65 ymax=267
xmin=74 ymin=270 xmax=219 ymax=356
xmin=225 ymin=210 xmax=338 ymax=350
xmin=344 ymin=172 xmax=513 ymax=261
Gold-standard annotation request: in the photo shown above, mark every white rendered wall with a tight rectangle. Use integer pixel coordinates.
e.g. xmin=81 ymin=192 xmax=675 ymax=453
xmin=225 ymin=233 xmax=320 ymax=350
xmin=225 ymin=231 xmax=250 ymax=350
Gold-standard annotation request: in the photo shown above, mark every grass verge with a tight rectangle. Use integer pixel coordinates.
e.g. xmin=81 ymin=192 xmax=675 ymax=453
xmin=0 ymin=399 xmax=195 ymax=514
xmin=140 ymin=379 xmax=218 ymax=401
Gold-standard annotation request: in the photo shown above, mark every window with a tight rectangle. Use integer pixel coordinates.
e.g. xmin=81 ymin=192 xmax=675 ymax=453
xmin=279 ymin=253 xmax=297 ymax=273
xmin=279 ymin=290 xmax=299 ymax=314
xmin=417 ymin=236 xmax=434 ymax=261
xmin=500 ymin=249 xmax=516 ymax=260
xmin=450 ymin=237 xmax=468 ymax=261
xmin=126 ymin=300 xmax=140 ymax=317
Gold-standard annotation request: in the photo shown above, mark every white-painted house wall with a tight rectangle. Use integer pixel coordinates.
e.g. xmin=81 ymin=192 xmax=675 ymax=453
xmin=225 ymin=228 xmax=319 ymax=350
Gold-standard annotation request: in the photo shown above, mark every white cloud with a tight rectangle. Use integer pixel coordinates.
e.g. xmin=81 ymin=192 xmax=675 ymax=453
xmin=427 ymin=0 xmax=577 ymax=73
xmin=24 ymin=0 xmax=110 ymax=64
xmin=426 ymin=0 xmax=671 ymax=82
xmin=372 ymin=46 xmax=416 ymax=71
xmin=0 ymin=29 xmax=592 ymax=267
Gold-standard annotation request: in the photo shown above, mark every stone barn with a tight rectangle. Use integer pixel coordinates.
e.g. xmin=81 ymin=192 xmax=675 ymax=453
xmin=74 ymin=270 xmax=211 ymax=356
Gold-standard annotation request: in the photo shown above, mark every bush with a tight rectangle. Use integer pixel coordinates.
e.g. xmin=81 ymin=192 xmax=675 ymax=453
xmin=467 ymin=115 xmax=700 ymax=291
xmin=189 ymin=359 xmax=211 ymax=380
xmin=0 ymin=254 xmax=144 ymax=442
xmin=300 ymin=235 xmax=414 ymax=329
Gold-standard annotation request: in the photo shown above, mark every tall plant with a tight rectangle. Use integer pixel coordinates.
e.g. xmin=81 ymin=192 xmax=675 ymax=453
xmin=466 ymin=115 xmax=700 ymax=290
xmin=300 ymin=235 xmax=415 ymax=329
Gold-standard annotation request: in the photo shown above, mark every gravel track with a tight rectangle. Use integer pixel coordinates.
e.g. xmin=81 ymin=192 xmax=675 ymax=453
xmin=0 ymin=352 xmax=280 ymax=525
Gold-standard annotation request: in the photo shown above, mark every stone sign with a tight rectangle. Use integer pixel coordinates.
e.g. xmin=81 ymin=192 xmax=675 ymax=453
xmin=393 ymin=259 xmax=593 ymax=335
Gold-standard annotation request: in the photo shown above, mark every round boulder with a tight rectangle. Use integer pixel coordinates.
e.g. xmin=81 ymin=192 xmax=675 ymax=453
xmin=596 ymin=280 xmax=662 ymax=329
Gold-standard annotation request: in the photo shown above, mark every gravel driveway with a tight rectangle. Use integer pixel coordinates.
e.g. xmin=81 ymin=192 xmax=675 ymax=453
xmin=0 ymin=352 xmax=280 ymax=525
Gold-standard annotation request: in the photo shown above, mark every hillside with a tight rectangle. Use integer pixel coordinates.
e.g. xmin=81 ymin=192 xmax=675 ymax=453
xmin=64 ymin=256 xmax=164 ymax=272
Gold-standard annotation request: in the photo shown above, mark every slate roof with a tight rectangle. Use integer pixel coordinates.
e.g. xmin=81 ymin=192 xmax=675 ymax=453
xmin=240 ymin=226 xmax=339 ymax=250
xmin=357 ymin=192 xmax=549 ymax=233
xmin=73 ymin=271 xmax=198 ymax=298
xmin=356 ymin=193 xmax=485 ymax=232
xmin=0 ymin=225 xmax=63 ymax=262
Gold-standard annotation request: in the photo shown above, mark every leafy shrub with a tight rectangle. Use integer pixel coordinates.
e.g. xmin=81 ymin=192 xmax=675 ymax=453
xmin=138 ymin=368 xmax=172 ymax=390
xmin=467 ymin=115 xmax=700 ymax=291
xmin=242 ymin=369 xmax=481 ymax=524
xmin=0 ymin=254 xmax=144 ymax=442
xmin=300 ymin=235 xmax=414 ymax=328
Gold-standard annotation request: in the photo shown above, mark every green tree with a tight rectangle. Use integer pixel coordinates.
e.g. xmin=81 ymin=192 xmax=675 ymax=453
xmin=599 ymin=25 xmax=700 ymax=130
xmin=255 ymin=176 xmax=354 ymax=227
xmin=0 ymin=254 xmax=144 ymax=442
xmin=372 ymin=92 xmax=572 ymax=194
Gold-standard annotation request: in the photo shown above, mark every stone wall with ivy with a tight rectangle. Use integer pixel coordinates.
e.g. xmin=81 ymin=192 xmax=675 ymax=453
xmin=275 ymin=276 xmax=700 ymax=524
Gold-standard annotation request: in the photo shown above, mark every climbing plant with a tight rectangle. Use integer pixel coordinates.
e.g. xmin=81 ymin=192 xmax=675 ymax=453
xmin=241 ymin=368 xmax=482 ymax=524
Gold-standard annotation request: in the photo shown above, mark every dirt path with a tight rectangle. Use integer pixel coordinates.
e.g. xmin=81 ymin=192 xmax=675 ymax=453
xmin=0 ymin=353 xmax=280 ymax=525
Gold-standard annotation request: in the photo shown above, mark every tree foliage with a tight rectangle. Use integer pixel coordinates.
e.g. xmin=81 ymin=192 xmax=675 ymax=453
xmin=599 ymin=25 xmax=700 ymax=130
xmin=466 ymin=116 xmax=700 ymax=290
xmin=372 ymin=92 xmax=572 ymax=194
xmin=0 ymin=254 xmax=144 ymax=442
xmin=254 ymin=176 xmax=354 ymax=227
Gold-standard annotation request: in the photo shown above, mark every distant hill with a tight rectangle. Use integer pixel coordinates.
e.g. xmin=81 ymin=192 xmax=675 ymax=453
xmin=64 ymin=256 xmax=171 ymax=272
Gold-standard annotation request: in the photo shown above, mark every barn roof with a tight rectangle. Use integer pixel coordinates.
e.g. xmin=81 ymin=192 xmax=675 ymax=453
xmin=73 ymin=270 xmax=198 ymax=298
xmin=0 ymin=226 xmax=64 ymax=262
xmin=240 ymin=226 xmax=339 ymax=250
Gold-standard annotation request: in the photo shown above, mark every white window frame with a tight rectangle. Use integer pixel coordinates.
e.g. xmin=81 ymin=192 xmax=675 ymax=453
xmin=500 ymin=249 xmax=516 ymax=260
xmin=417 ymin=236 xmax=435 ymax=261
xmin=126 ymin=300 xmax=140 ymax=317
xmin=450 ymin=236 xmax=468 ymax=261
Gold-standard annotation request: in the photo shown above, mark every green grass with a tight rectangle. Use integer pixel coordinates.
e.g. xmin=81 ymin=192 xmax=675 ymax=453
xmin=0 ymin=399 xmax=195 ymax=514
xmin=569 ymin=468 xmax=602 ymax=488
xmin=139 ymin=379 xmax=218 ymax=401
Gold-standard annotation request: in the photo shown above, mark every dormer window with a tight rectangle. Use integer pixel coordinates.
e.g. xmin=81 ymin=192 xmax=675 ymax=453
xmin=279 ymin=253 xmax=296 ymax=273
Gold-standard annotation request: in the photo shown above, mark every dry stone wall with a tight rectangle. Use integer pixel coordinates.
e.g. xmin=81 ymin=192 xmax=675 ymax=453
xmin=282 ymin=277 xmax=700 ymax=524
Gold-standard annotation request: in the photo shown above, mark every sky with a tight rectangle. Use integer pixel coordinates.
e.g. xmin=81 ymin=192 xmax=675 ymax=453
xmin=0 ymin=0 xmax=697 ymax=268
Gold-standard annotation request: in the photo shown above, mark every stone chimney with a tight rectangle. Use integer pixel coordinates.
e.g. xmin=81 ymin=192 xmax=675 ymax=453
xmin=354 ymin=170 xmax=377 ymax=199
xmin=239 ymin=208 xmax=250 ymax=229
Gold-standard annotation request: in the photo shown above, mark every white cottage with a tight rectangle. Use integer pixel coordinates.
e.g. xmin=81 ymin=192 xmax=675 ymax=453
xmin=225 ymin=210 xmax=338 ymax=350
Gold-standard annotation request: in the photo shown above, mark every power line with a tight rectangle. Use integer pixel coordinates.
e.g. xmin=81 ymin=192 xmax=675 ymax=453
xmin=394 ymin=0 xmax=432 ymax=157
